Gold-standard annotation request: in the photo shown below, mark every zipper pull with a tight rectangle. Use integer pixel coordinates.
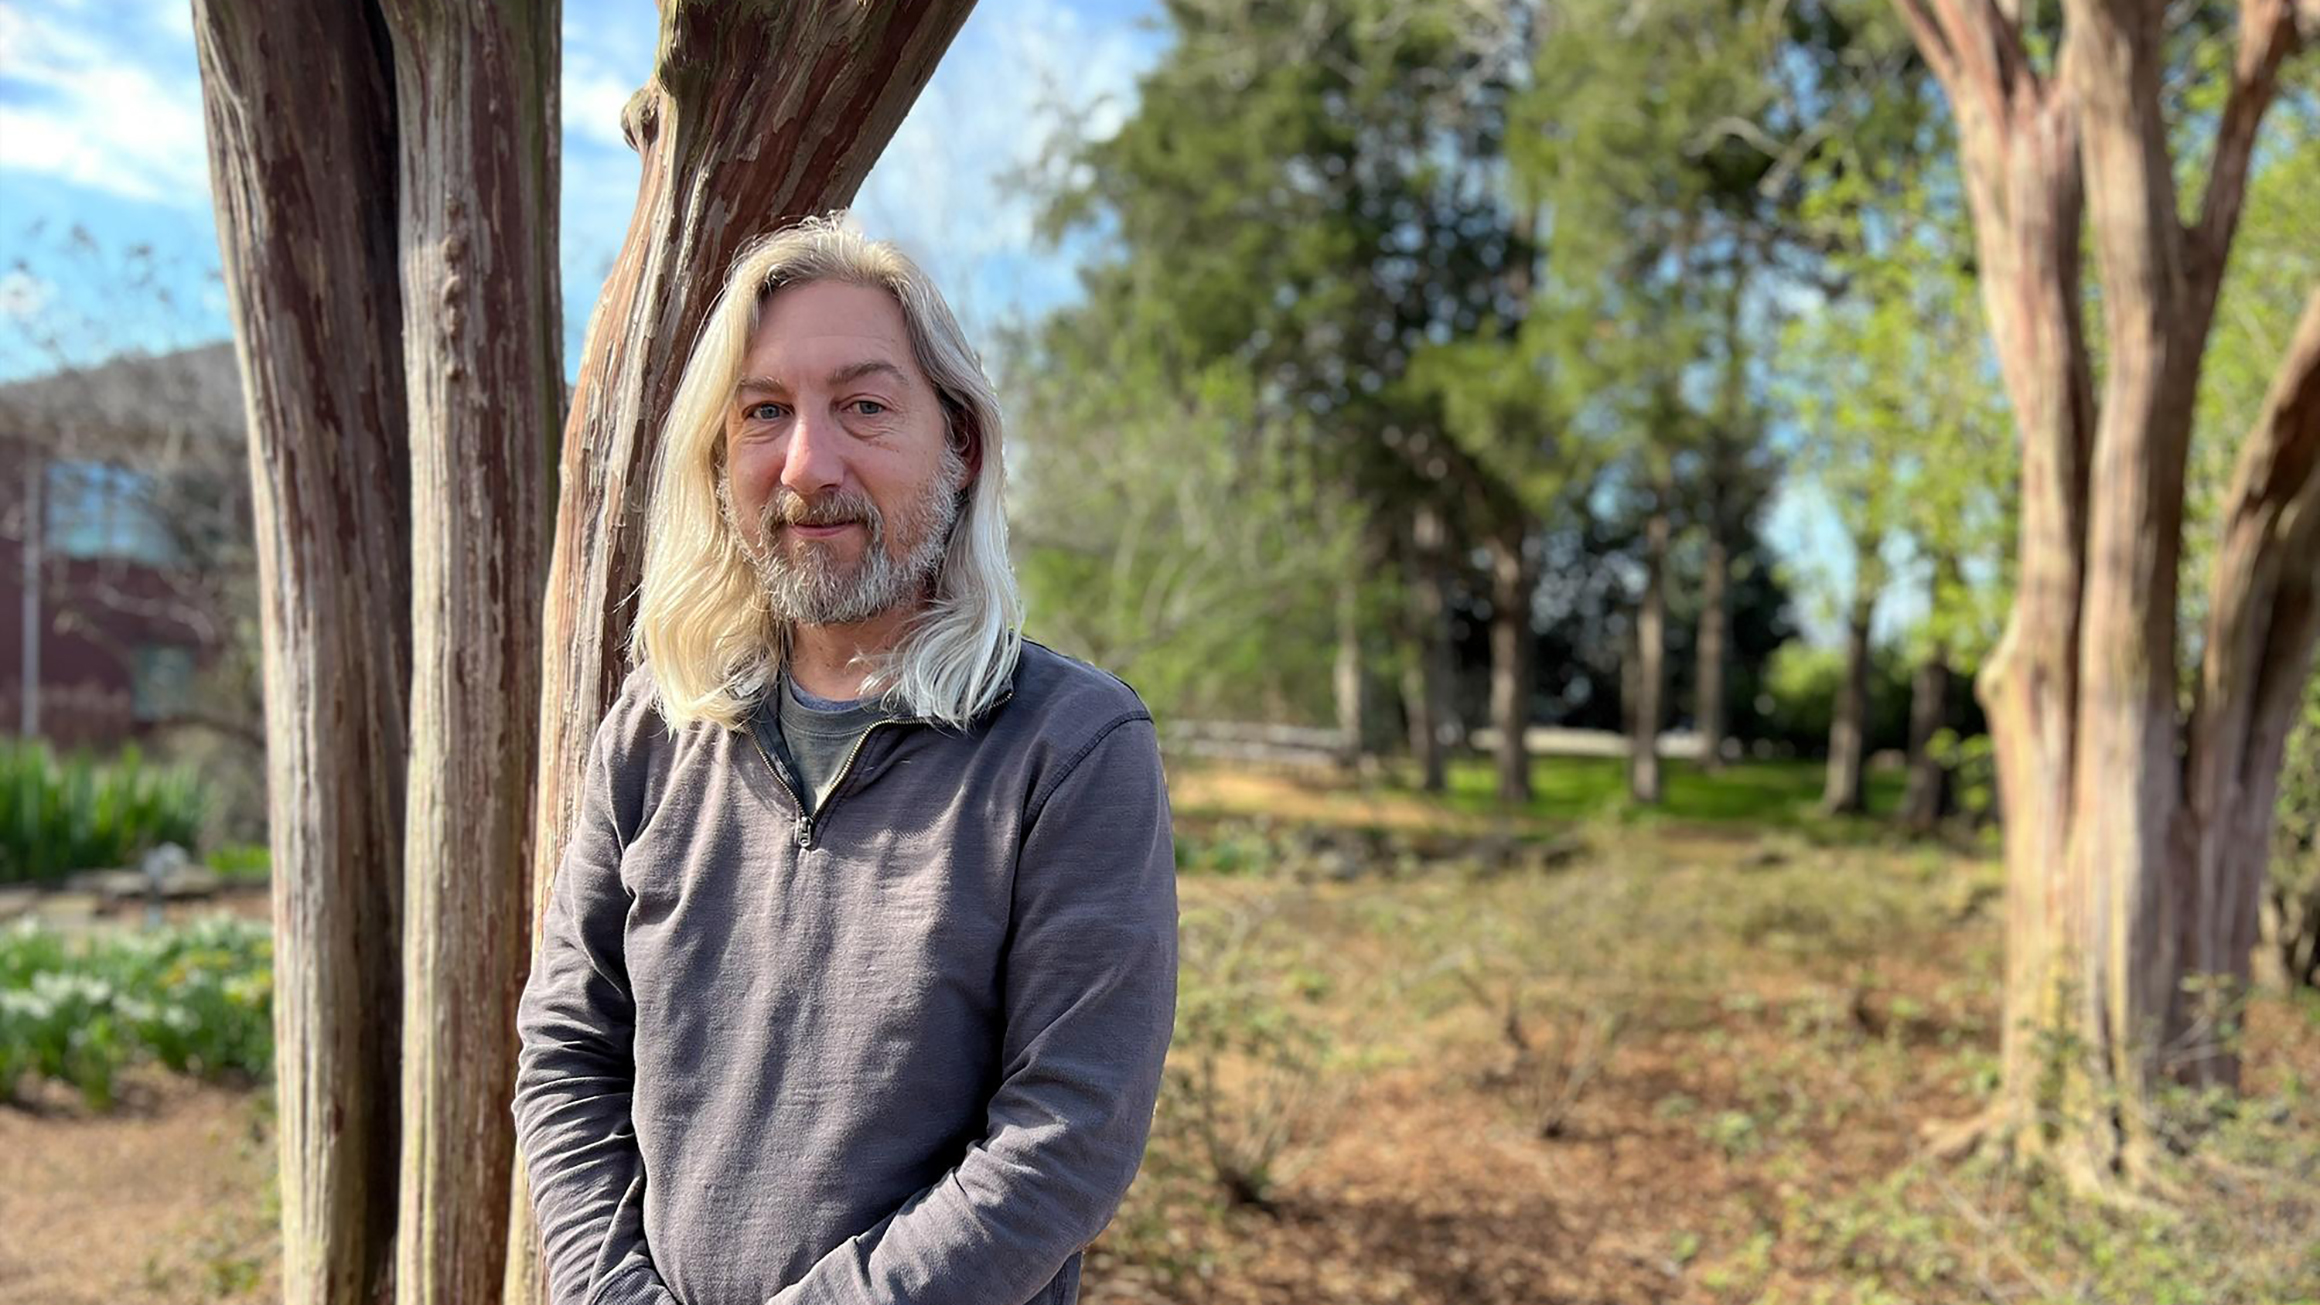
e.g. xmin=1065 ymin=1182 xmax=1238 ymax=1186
xmin=794 ymin=814 xmax=814 ymax=850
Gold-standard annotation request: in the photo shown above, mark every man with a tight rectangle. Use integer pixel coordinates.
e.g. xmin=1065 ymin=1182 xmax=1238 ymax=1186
xmin=512 ymin=215 xmax=1179 ymax=1305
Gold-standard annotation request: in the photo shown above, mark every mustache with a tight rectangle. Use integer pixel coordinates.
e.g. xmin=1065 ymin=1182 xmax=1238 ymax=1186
xmin=764 ymin=488 xmax=879 ymax=530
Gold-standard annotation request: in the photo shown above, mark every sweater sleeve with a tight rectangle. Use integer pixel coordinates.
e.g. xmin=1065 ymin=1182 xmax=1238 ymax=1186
xmin=765 ymin=714 xmax=1180 ymax=1305
xmin=511 ymin=709 xmax=679 ymax=1305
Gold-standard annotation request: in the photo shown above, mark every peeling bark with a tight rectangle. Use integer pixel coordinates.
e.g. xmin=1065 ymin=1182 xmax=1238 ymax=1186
xmin=381 ymin=2 xmax=559 ymax=1302
xmin=2184 ymin=286 xmax=2320 ymax=1083
xmin=190 ymin=3 xmax=410 ymax=1300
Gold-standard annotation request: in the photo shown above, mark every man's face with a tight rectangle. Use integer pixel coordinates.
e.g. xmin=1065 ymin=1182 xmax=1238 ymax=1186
xmin=719 ymin=279 xmax=970 ymax=627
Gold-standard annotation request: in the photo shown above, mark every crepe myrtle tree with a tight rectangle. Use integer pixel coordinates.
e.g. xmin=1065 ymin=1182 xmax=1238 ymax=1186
xmin=1888 ymin=0 xmax=2319 ymax=1192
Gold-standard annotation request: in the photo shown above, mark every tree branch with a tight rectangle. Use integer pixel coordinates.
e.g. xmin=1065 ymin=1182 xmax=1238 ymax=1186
xmin=2189 ymin=0 xmax=2305 ymax=311
xmin=1893 ymin=0 xmax=1960 ymax=85
xmin=1926 ymin=0 xmax=2038 ymax=111
xmin=2190 ymin=284 xmax=2320 ymax=831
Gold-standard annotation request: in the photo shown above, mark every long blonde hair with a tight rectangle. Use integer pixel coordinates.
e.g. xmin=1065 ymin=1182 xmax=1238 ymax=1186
xmin=628 ymin=214 xmax=1023 ymax=731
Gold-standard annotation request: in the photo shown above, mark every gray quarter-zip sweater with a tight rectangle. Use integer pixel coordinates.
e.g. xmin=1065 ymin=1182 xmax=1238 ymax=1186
xmin=511 ymin=640 xmax=1178 ymax=1305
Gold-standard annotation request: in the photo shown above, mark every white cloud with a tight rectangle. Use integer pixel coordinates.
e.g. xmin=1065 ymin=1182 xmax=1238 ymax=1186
xmin=562 ymin=51 xmax=638 ymax=151
xmin=0 ymin=1 xmax=209 ymax=206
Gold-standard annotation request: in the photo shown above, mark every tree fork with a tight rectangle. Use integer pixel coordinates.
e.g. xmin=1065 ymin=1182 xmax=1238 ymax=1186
xmin=1893 ymin=0 xmax=2314 ymax=1193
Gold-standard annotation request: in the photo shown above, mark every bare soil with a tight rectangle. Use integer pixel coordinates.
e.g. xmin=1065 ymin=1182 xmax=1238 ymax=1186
xmin=0 ymin=1066 xmax=276 ymax=1305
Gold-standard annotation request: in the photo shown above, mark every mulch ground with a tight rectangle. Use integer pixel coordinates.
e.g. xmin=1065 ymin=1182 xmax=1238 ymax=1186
xmin=8 ymin=827 xmax=2311 ymax=1305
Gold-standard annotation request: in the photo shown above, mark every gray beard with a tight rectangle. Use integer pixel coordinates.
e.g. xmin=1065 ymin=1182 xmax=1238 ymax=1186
xmin=719 ymin=449 xmax=966 ymax=627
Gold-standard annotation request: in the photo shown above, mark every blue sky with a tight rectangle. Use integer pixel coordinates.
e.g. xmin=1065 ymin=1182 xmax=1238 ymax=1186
xmin=0 ymin=0 xmax=1167 ymax=376
xmin=0 ymin=0 xmax=1875 ymax=646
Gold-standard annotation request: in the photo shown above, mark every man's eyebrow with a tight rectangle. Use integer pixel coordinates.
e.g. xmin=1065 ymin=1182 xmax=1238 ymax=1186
xmin=826 ymin=359 xmax=909 ymax=388
xmin=732 ymin=361 xmax=909 ymax=401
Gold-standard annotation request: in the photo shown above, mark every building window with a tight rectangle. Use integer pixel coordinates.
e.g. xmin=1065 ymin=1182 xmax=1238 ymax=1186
xmin=45 ymin=460 xmax=181 ymax=568
xmin=130 ymin=644 xmax=196 ymax=722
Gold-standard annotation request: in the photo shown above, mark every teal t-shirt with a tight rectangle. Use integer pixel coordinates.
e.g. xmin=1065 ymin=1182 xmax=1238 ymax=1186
xmin=751 ymin=673 xmax=894 ymax=816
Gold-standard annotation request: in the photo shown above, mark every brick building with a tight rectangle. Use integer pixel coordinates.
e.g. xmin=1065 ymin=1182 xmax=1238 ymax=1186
xmin=0 ymin=343 xmax=251 ymax=751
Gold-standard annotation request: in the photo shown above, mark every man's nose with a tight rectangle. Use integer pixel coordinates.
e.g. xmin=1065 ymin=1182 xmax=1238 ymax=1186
xmin=779 ymin=403 xmax=844 ymax=498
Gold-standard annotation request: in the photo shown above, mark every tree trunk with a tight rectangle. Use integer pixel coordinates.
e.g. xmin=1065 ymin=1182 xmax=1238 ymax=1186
xmin=1822 ymin=581 xmax=1876 ymax=816
xmin=2182 ymin=286 xmax=2320 ymax=1079
xmin=1891 ymin=0 xmax=2313 ymax=1189
xmin=2270 ymin=874 xmax=2320 ymax=991
xmin=382 ymin=3 xmax=559 ymax=1303
xmin=191 ymin=4 xmax=411 ymax=1301
xmin=1628 ymin=503 xmax=1668 ymax=804
xmin=1487 ymin=526 xmax=1533 ymax=805
xmin=1698 ymin=266 xmax=1748 ymax=776
xmin=511 ymin=6 xmax=977 ymax=1300
xmin=1900 ymin=642 xmax=1951 ymax=834
xmin=1696 ymin=518 xmax=1729 ymax=773
xmin=1333 ymin=570 xmax=1365 ymax=767
xmin=1402 ymin=503 xmax=1450 ymax=792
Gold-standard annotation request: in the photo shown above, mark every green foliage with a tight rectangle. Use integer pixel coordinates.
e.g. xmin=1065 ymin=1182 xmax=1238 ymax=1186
xmin=1174 ymin=820 xmax=1290 ymax=878
xmin=1424 ymin=753 xmax=1909 ymax=830
xmin=205 ymin=841 xmax=272 ymax=882
xmin=0 ymin=739 xmax=206 ymax=882
xmin=0 ymin=917 xmax=272 ymax=1110
xmin=1787 ymin=1121 xmax=2320 ymax=1305
xmin=1782 ymin=104 xmax=2014 ymax=668
xmin=1756 ymin=642 xmax=1917 ymax=753
xmin=1925 ymin=727 xmax=1998 ymax=827
xmin=1005 ymin=335 xmax=1350 ymax=722
xmin=1509 ymin=0 xmax=1862 ymax=554
xmin=2181 ymin=111 xmax=2320 ymax=644
xmin=1019 ymin=0 xmax=1544 ymax=722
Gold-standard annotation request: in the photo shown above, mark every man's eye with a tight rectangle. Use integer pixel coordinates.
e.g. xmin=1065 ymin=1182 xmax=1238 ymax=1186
xmin=745 ymin=401 xmax=787 ymax=420
xmin=851 ymin=399 xmax=887 ymax=416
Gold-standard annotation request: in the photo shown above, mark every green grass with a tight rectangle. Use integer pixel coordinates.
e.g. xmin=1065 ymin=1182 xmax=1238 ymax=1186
xmin=1430 ymin=755 xmax=1910 ymax=832
xmin=205 ymin=843 xmax=272 ymax=882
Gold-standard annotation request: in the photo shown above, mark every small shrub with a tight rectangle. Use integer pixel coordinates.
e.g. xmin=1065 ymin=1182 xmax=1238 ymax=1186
xmin=1166 ymin=897 xmax=1340 ymax=1210
xmin=0 ymin=917 xmax=272 ymax=1109
xmin=1174 ymin=819 xmax=1286 ymax=877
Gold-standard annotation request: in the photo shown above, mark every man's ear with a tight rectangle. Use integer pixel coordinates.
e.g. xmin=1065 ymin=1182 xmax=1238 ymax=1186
xmin=946 ymin=400 xmax=982 ymax=483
